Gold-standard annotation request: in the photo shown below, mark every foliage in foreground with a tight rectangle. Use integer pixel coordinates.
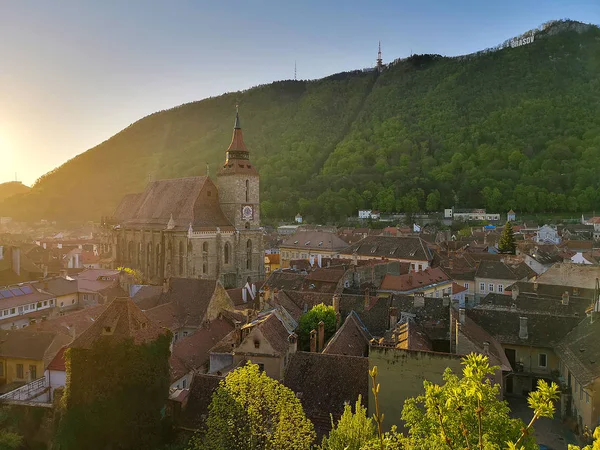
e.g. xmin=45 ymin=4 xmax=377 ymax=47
xmin=0 ymin=407 xmax=22 ymax=450
xmin=188 ymin=363 xmax=315 ymax=450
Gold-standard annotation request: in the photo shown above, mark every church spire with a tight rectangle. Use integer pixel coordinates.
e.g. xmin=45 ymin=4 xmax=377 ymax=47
xmin=226 ymin=106 xmax=248 ymax=156
xmin=234 ymin=104 xmax=241 ymax=129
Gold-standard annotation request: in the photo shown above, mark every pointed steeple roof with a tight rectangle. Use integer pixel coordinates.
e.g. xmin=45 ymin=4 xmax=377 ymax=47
xmin=227 ymin=106 xmax=248 ymax=153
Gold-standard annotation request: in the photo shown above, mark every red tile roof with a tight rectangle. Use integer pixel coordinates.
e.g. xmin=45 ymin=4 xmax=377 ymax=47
xmin=47 ymin=346 xmax=67 ymax=371
xmin=380 ymin=268 xmax=450 ymax=292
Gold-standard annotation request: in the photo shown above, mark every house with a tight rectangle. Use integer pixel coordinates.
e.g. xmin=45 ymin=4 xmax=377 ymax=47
xmin=279 ymin=231 xmax=349 ymax=269
xmin=0 ymin=284 xmax=57 ymax=330
xmin=536 ymin=225 xmax=561 ymax=244
xmin=536 ymin=263 xmax=600 ymax=290
xmin=72 ymin=268 xmax=124 ymax=306
xmin=0 ymin=329 xmax=70 ymax=391
xmin=555 ymin=315 xmax=600 ymax=433
xmin=582 ymin=216 xmax=600 ymax=240
xmin=229 ymin=308 xmax=297 ymax=380
xmin=341 ymin=236 xmax=433 ymax=271
xmin=284 ymin=351 xmax=368 ymax=437
xmin=467 ymin=300 xmax=582 ymax=396
xmin=446 ymin=208 xmax=500 ymax=222
xmin=474 ymin=260 xmax=534 ymax=301
xmin=169 ymin=316 xmax=236 ymax=391
xmin=379 ymin=267 xmax=452 ymax=298
xmin=451 ymin=283 xmax=468 ymax=306
xmin=570 ymin=252 xmax=596 ymax=265
xmin=144 ymin=278 xmax=235 ymax=343
xmin=45 ymin=346 xmax=67 ymax=402
xmin=523 ymin=248 xmax=562 ymax=275
xmin=322 ymin=311 xmax=372 ymax=357
xmin=294 ymin=213 xmax=303 ymax=224
xmin=33 ymin=277 xmax=79 ymax=311
xmin=0 ymin=246 xmax=44 ymax=286
xmin=264 ymin=253 xmax=280 ymax=274
xmin=507 ymin=210 xmax=516 ymax=222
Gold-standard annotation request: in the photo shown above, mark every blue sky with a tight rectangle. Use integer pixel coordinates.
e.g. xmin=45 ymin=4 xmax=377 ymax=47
xmin=0 ymin=0 xmax=598 ymax=185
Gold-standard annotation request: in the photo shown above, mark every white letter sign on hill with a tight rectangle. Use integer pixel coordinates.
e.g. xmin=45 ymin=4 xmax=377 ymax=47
xmin=510 ymin=34 xmax=535 ymax=48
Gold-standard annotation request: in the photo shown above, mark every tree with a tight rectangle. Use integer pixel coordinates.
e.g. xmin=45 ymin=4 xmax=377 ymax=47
xmin=321 ymin=396 xmax=375 ymax=450
xmin=401 ymin=354 xmax=558 ymax=450
xmin=189 ymin=363 xmax=315 ymax=450
xmin=498 ymin=221 xmax=516 ymax=254
xmin=297 ymin=303 xmax=336 ymax=351
xmin=425 ymin=190 xmax=441 ymax=212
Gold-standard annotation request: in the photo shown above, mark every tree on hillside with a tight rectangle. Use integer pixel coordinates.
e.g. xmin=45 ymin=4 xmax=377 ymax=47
xmin=498 ymin=221 xmax=517 ymax=254
xmin=297 ymin=303 xmax=336 ymax=351
xmin=188 ymin=363 xmax=314 ymax=450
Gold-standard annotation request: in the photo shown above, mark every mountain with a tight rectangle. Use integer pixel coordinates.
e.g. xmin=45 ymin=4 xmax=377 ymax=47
xmin=0 ymin=181 xmax=30 ymax=204
xmin=3 ymin=19 xmax=600 ymax=223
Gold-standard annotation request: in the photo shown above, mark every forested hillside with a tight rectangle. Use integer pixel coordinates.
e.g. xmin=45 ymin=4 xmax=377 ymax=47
xmin=3 ymin=20 xmax=600 ymax=222
xmin=0 ymin=182 xmax=30 ymax=203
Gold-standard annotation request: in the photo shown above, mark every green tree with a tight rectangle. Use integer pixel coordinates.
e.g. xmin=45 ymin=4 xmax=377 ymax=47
xmin=189 ymin=363 xmax=315 ymax=450
xmin=297 ymin=303 xmax=336 ymax=351
xmin=402 ymin=354 xmax=559 ymax=450
xmin=425 ymin=190 xmax=441 ymax=212
xmin=569 ymin=427 xmax=600 ymax=449
xmin=498 ymin=221 xmax=516 ymax=254
xmin=321 ymin=395 xmax=375 ymax=450
xmin=0 ymin=407 xmax=23 ymax=450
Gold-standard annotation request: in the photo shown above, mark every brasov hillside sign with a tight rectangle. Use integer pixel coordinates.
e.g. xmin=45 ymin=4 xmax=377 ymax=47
xmin=510 ymin=34 xmax=535 ymax=48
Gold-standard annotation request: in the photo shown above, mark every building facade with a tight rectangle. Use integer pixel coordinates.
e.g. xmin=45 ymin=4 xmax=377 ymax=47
xmin=109 ymin=112 xmax=264 ymax=288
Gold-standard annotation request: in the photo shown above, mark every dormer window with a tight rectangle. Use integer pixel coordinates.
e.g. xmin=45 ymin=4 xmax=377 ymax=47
xmin=305 ymin=241 xmax=310 ymax=246
xmin=254 ymin=340 xmax=260 ymax=349
xmin=104 ymin=326 xmax=112 ymax=333
xmin=207 ymin=190 xmax=212 ymax=197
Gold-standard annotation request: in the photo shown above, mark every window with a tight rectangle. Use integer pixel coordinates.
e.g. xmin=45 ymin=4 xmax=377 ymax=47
xmin=257 ymin=363 xmax=265 ymax=373
xmin=183 ymin=331 xmax=188 ymax=337
xmin=174 ymin=332 xmax=179 ymax=341
xmin=2 ymin=310 xmax=6 ymax=316
xmin=147 ymin=243 xmax=153 ymax=277
xmin=224 ymin=242 xmax=230 ymax=264
xmin=480 ymin=283 xmax=485 ymax=292
xmin=24 ymin=305 xmax=29 ymax=311
xmin=464 ymin=283 xmax=469 ymax=290
xmin=30 ymin=365 xmax=37 ymax=380
xmin=156 ymin=243 xmax=161 ymax=275
xmin=202 ymin=242 xmax=208 ymax=255
xmin=411 ymin=264 xmax=415 ymax=271
xmin=10 ymin=308 xmax=15 ymax=314
xmin=435 ymin=291 xmax=439 ymax=298
xmin=418 ymin=264 xmax=422 ymax=271
xmin=179 ymin=241 xmax=185 ymax=276
xmin=72 ymin=299 xmax=75 ymax=304
xmin=182 ymin=379 xmax=187 ymax=388
xmin=538 ymin=353 xmax=547 ymax=368
xmin=43 ymin=301 xmax=47 ymax=306
xmin=202 ymin=263 xmax=207 ymax=274
xmin=245 ymin=179 xmax=249 ymax=203
xmin=488 ymin=283 xmax=494 ymax=292
xmin=16 ymin=364 xmax=24 ymax=379
xmin=498 ymin=284 xmax=503 ymax=293
xmin=246 ymin=240 xmax=252 ymax=270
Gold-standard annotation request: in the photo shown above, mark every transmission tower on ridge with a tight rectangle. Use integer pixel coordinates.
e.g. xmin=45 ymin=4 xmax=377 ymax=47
xmin=376 ymin=41 xmax=384 ymax=73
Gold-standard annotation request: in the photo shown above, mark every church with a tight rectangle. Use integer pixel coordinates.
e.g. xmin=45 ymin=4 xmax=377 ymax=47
xmin=109 ymin=110 xmax=264 ymax=288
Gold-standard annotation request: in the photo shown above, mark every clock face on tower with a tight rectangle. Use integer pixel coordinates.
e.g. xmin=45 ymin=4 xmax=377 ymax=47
xmin=242 ymin=205 xmax=253 ymax=220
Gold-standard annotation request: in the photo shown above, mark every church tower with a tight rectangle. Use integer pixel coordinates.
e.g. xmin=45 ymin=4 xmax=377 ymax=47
xmin=217 ymin=108 xmax=263 ymax=284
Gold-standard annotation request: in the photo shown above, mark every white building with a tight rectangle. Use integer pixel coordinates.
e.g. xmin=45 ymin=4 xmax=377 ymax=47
xmin=358 ymin=210 xmax=372 ymax=219
xmin=445 ymin=208 xmax=500 ymax=222
xmin=295 ymin=214 xmax=303 ymax=224
xmin=535 ymin=225 xmax=561 ymax=245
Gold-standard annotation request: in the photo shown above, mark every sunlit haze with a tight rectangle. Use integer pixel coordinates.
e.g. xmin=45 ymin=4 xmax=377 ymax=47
xmin=0 ymin=0 xmax=598 ymax=186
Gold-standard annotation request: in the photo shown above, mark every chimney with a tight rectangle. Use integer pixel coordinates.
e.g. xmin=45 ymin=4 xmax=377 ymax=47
xmin=413 ymin=292 xmax=425 ymax=308
xmin=483 ymin=341 xmax=490 ymax=356
xmin=332 ymin=294 xmax=340 ymax=314
xmin=442 ymin=293 xmax=450 ymax=307
xmin=11 ymin=247 xmax=21 ymax=276
xmin=519 ymin=316 xmax=528 ymax=340
xmin=352 ymin=251 xmax=358 ymax=266
xmin=309 ymin=329 xmax=317 ymax=352
xmin=317 ymin=321 xmax=325 ymax=352
xmin=562 ymin=291 xmax=569 ymax=305
xmin=42 ymin=265 xmax=48 ymax=278
xmin=389 ymin=307 xmax=398 ymax=329
xmin=459 ymin=308 xmax=466 ymax=325
xmin=162 ymin=278 xmax=171 ymax=294
xmin=234 ymin=321 xmax=242 ymax=346
xmin=449 ymin=259 xmax=454 ymax=270
xmin=288 ymin=333 xmax=298 ymax=354
xmin=335 ymin=311 xmax=341 ymax=330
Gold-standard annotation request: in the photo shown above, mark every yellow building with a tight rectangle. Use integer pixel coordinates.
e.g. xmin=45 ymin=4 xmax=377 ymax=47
xmin=279 ymin=231 xmax=349 ymax=269
xmin=264 ymin=253 xmax=280 ymax=274
xmin=0 ymin=329 xmax=69 ymax=389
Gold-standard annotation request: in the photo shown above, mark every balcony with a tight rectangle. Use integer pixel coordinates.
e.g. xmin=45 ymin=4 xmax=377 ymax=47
xmin=0 ymin=377 xmax=51 ymax=405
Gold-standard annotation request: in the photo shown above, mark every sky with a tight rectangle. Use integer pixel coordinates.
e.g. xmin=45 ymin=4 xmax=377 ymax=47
xmin=0 ymin=0 xmax=598 ymax=186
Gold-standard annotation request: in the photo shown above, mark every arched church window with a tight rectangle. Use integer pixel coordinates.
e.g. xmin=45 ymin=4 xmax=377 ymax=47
xmin=147 ymin=243 xmax=153 ymax=277
xmin=156 ymin=243 xmax=161 ymax=276
xmin=203 ymin=263 xmax=207 ymax=274
xmin=224 ymin=242 xmax=230 ymax=265
xmin=245 ymin=222 xmax=250 ymax=229
xmin=179 ymin=241 xmax=185 ymax=276
xmin=245 ymin=179 xmax=249 ymax=203
xmin=246 ymin=239 xmax=252 ymax=270
xmin=202 ymin=242 xmax=208 ymax=255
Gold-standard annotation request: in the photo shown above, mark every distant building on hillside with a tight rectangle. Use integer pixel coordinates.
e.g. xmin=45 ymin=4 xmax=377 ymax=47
xmin=507 ymin=210 xmax=516 ymax=222
xmin=295 ymin=214 xmax=303 ymax=224
xmin=445 ymin=208 xmax=500 ymax=222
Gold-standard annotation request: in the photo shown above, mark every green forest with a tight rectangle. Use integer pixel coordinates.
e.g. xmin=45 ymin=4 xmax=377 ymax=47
xmin=2 ymin=20 xmax=600 ymax=223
